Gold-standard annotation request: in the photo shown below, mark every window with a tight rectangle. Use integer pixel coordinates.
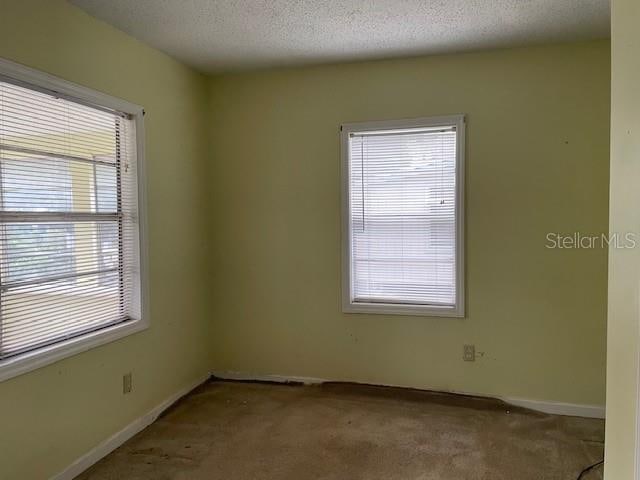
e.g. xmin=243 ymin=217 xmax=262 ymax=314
xmin=341 ymin=115 xmax=465 ymax=317
xmin=0 ymin=58 xmax=147 ymax=380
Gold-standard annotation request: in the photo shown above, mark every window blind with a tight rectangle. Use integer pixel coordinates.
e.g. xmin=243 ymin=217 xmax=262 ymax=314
xmin=348 ymin=125 xmax=458 ymax=307
xmin=0 ymin=79 xmax=141 ymax=360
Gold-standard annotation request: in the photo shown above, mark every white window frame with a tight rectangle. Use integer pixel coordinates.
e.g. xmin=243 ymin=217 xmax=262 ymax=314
xmin=0 ymin=58 xmax=149 ymax=382
xmin=341 ymin=115 xmax=465 ymax=317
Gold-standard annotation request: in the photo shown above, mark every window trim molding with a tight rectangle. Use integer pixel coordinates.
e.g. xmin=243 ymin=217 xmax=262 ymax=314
xmin=340 ymin=115 xmax=466 ymax=318
xmin=0 ymin=57 xmax=149 ymax=382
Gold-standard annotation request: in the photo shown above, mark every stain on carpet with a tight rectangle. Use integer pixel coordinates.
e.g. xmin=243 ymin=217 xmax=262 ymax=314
xmin=77 ymin=380 xmax=604 ymax=480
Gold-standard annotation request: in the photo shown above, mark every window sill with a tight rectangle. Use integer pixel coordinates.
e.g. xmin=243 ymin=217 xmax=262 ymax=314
xmin=0 ymin=317 xmax=149 ymax=383
xmin=343 ymin=301 xmax=464 ymax=318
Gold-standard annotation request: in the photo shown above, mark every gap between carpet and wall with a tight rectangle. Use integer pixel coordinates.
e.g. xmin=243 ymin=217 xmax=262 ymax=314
xmin=210 ymin=371 xmax=606 ymax=419
xmin=49 ymin=371 xmax=605 ymax=480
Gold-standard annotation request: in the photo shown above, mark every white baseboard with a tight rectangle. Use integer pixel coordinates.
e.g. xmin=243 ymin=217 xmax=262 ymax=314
xmin=503 ymin=397 xmax=605 ymax=419
xmin=50 ymin=373 xmax=210 ymax=480
xmin=210 ymin=370 xmax=605 ymax=419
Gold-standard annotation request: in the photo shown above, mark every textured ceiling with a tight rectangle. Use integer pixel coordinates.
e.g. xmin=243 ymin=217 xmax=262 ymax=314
xmin=69 ymin=0 xmax=610 ymax=73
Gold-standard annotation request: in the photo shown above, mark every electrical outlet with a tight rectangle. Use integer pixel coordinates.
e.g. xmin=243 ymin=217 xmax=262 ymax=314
xmin=463 ymin=344 xmax=475 ymax=362
xmin=123 ymin=373 xmax=132 ymax=394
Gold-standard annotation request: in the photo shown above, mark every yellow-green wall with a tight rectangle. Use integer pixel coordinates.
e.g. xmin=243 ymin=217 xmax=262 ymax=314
xmin=208 ymin=41 xmax=610 ymax=406
xmin=605 ymin=0 xmax=640 ymax=477
xmin=0 ymin=1 xmax=212 ymax=479
xmin=0 ymin=2 xmax=613 ymax=478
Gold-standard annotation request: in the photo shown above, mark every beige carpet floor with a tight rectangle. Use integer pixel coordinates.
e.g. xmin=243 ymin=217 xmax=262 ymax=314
xmin=77 ymin=380 xmax=604 ymax=480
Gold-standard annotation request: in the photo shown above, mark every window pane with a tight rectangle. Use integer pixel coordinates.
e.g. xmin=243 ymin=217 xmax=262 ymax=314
xmin=349 ymin=127 xmax=458 ymax=307
xmin=1 ymin=155 xmax=72 ymax=212
xmin=96 ymin=222 xmax=119 ymax=282
xmin=0 ymin=152 xmax=121 ymax=214
xmin=94 ymin=163 xmax=117 ymax=213
xmin=1 ymin=221 xmax=121 ymax=284
xmin=0 ymin=82 xmax=118 ymax=161
xmin=1 ymin=270 xmax=121 ymax=357
xmin=3 ymin=223 xmax=75 ymax=283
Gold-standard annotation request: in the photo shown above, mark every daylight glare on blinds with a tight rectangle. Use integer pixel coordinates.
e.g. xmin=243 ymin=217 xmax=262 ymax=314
xmin=349 ymin=126 xmax=457 ymax=306
xmin=0 ymin=79 xmax=140 ymax=359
